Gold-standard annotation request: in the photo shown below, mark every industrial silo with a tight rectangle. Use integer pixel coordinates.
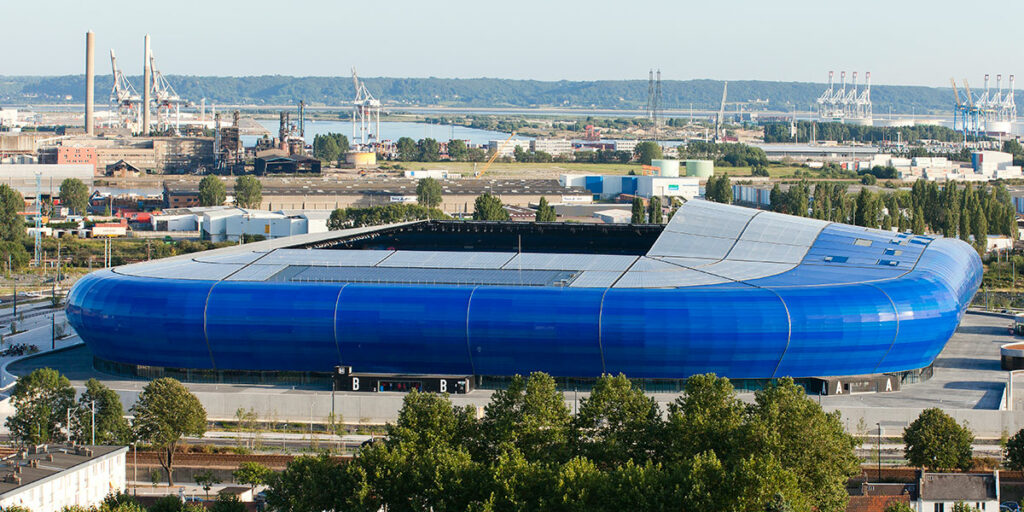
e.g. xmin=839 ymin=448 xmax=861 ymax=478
xmin=650 ymin=159 xmax=680 ymax=177
xmin=685 ymin=160 xmax=714 ymax=178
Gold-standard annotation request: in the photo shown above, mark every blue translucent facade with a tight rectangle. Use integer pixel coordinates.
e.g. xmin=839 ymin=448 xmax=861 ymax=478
xmin=65 ymin=211 xmax=983 ymax=380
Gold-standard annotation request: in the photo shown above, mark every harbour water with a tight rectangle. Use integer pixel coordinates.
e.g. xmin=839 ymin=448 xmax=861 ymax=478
xmin=244 ymin=120 xmax=524 ymax=147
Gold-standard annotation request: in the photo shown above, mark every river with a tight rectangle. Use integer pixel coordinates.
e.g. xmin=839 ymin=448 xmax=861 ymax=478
xmin=243 ymin=120 xmax=524 ymax=147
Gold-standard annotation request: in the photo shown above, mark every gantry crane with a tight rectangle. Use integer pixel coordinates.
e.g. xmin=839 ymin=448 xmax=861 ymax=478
xmin=149 ymin=52 xmax=188 ymax=133
xmin=109 ymin=49 xmax=141 ymax=131
xmin=351 ymin=68 xmax=381 ymax=147
xmin=714 ymin=81 xmax=728 ymax=142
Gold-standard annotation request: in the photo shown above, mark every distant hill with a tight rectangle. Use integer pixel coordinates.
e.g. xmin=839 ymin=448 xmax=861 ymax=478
xmin=0 ymin=75 xmax=978 ymax=115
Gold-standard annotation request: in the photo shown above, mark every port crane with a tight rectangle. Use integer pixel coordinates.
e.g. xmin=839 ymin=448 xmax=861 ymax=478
xmin=109 ymin=49 xmax=142 ymax=131
xmin=149 ymin=52 xmax=188 ymax=134
xmin=351 ymin=68 xmax=381 ymax=147
xmin=474 ymin=132 xmax=516 ymax=178
xmin=714 ymin=81 xmax=728 ymax=142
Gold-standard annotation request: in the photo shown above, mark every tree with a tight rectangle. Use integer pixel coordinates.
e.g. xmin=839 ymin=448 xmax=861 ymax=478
xmin=535 ymin=196 xmax=557 ymax=222
xmin=861 ymin=174 xmax=877 ymax=185
xmin=6 ymin=368 xmax=75 ymax=445
xmin=902 ymin=408 xmax=974 ymax=471
xmin=745 ymin=378 xmax=859 ymax=512
xmin=0 ymin=241 xmax=30 ymax=271
xmin=912 ymin=206 xmax=927 ymax=235
xmin=634 ymin=141 xmax=662 ymax=165
xmin=631 ymin=197 xmax=646 ymax=224
xmin=194 ymin=470 xmax=221 ymax=499
xmin=396 ymin=137 xmax=418 ymax=161
xmin=233 ymin=461 xmax=272 ymax=491
xmin=884 ymin=501 xmax=915 ymax=512
xmin=312 ymin=133 xmax=348 ymax=163
xmin=418 ymin=138 xmax=441 ymax=161
xmin=447 ymin=139 xmax=468 ymax=161
xmin=1005 ymin=429 xmax=1024 ymax=470
xmin=648 ymin=196 xmax=663 ymax=223
xmin=475 ymin=372 xmax=571 ymax=464
xmin=473 ymin=192 xmax=509 ymax=221
xmin=0 ymin=185 xmax=24 ymax=243
xmin=268 ymin=454 xmax=376 ymax=512
xmin=131 ymin=378 xmax=208 ymax=486
xmin=662 ymin=373 xmax=745 ymax=464
xmin=706 ymin=174 xmax=733 ymax=204
xmin=198 ymin=175 xmax=227 ymax=207
xmin=210 ymin=494 xmax=246 ymax=512
xmin=59 ymin=178 xmax=90 ymax=216
xmin=416 ymin=177 xmax=442 ymax=208
xmin=75 ymin=378 xmax=131 ymax=445
xmin=574 ymin=374 xmax=662 ymax=466
xmin=233 ymin=175 xmax=262 ymax=209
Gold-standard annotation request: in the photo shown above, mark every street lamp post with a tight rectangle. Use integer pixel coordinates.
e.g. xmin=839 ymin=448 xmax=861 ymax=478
xmin=876 ymin=422 xmax=882 ymax=481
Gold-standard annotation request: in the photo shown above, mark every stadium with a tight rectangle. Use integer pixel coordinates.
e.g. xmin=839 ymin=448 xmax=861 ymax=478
xmin=65 ymin=200 xmax=982 ymax=388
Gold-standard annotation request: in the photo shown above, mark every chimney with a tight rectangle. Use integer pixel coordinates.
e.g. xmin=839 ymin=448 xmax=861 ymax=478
xmin=85 ymin=31 xmax=95 ymax=136
xmin=142 ymin=34 xmax=151 ymax=135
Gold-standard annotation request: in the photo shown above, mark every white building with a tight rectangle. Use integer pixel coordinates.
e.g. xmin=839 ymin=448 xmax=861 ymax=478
xmin=0 ymin=445 xmax=127 ymax=512
xmin=404 ymin=170 xmax=462 ymax=180
xmin=531 ymin=139 xmax=574 ymax=156
xmin=593 ymin=209 xmax=633 ymax=224
xmin=638 ymin=177 xmax=700 ymax=200
xmin=560 ymin=174 xmax=699 ymax=201
xmin=613 ymin=140 xmax=639 ymax=153
xmin=915 ymin=472 xmax=998 ymax=512
xmin=973 ymin=151 xmax=1022 ymax=179
xmin=0 ymin=109 xmax=19 ymax=128
xmin=488 ymin=139 xmax=532 ymax=157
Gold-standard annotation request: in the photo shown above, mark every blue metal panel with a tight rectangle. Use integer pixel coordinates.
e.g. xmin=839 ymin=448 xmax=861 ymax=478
xmin=205 ymin=281 xmax=344 ymax=371
xmin=467 ymin=287 xmax=604 ymax=377
xmin=621 ymin=177 xmax=638 ymax=195
xmin=336 ymin=284 xmax=475 ymax=375
xmin=600 ymin=287 xmax=790 ymax=379
xmin=65 ymin=202 xmax=985 ymax=381
xmin=584 ymin=176 xmax=604 ymax=194
xmin=66 ymin=270 xmax=214 ymax=369
xmin=771 ymin=284 xmax=897 ymax=377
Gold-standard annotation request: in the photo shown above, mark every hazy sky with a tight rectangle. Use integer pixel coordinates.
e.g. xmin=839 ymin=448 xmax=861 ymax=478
xmin=5 ymin=0 xmax=1023 ymax=87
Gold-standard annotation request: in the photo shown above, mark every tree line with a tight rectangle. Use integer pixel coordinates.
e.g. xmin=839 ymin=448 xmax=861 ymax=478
xmin=266 ymin=372 xmax=859 ymax=512
xmin=761 ymin=180 xmax=1016 ymax=252
xmin=14 ymin=75 xmax=970 ymax=113
xmin=763 ymin=121 xmax=986 ymax=144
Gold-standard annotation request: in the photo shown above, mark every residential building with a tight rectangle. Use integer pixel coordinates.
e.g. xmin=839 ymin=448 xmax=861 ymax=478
xmin=489 ymin=139 xmax=531 ymax=157
xmin=613 ymin=140 xmax=639 ymax=153
xmin=531 ymin=139 xmax=574 ymax=156
xmin=0 ymin=445 xmax=127 ymax=512
xmin=915 ymin=472 xmax=998 ymax=512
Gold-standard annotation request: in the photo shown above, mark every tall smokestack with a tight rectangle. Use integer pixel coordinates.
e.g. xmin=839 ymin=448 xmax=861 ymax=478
xmin=85 ymin=31 xmax=95 ymax=135
xmin=142 ymin=34 xmax=151 ymax=135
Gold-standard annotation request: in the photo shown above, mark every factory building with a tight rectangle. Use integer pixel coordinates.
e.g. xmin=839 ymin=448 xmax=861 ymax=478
xmin=164 ymin=178 xmax=590 ymax=214
xmin=560 ymin=174 xmax=700 ymax=200
xmin=752 ymin=143 xmax=879 ymax=162
xmin=0 ymin=164 xmax=94 ymax=198
xmin=39 ymin=137 xmax=214 ymax=174
xmin=67 ymin=200 xmax=981 ymax=386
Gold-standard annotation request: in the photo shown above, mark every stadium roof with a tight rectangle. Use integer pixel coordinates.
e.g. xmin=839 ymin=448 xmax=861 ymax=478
xmin=111 ymin=200 xmax=936 ymax=289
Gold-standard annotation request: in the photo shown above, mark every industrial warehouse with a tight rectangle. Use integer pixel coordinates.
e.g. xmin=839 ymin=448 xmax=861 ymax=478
xmin=65 ymin=200 xmax=982 ymax=392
